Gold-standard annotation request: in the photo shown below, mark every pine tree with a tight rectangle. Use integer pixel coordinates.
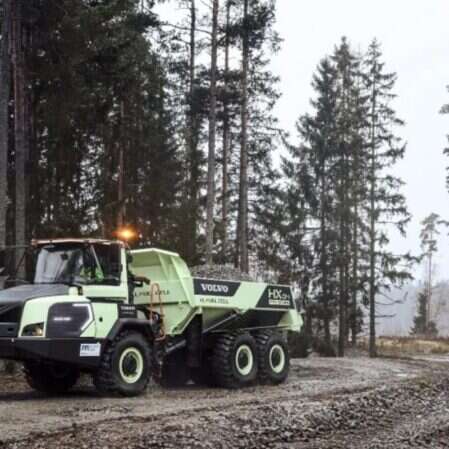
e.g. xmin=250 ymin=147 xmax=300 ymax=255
xmin=284 ymin=37 xmax=411 ymax=356
xmin=158 ymin=0 xmax=209 ymax=264
xmin=418 ymin=213 xmax=448 ymax=330
xmin=289 ymin=57 xmax=339 ymax=346
xmin=232 ymin=0 xmax=283 ymax=272
xmin=363 ymin=39 xmax=412 ymax=357
xmin=329 ymin=37 xmax=369 ymax=356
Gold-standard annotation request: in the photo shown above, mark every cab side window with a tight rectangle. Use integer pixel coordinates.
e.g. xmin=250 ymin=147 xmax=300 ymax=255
xmin=93 ymin=244 xmax=122 ymax=285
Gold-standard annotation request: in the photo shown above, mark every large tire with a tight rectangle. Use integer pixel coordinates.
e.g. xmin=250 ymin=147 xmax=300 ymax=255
xmin=212 ymin=333 xmax=258 ymax=389
xmin=93 ymin=331 xmax=151 ymax=397
xmin=255 ymin=331 xmax=290 ymax=385
xmin=24 ymin=361 xmax=80 ymax=395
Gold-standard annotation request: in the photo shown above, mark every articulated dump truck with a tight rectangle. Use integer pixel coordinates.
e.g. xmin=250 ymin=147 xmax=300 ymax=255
xmin=0 ymin=239 xmax=302 ymax=396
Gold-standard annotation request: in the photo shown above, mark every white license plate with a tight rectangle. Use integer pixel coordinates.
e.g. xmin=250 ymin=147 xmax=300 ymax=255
xmin=80 ymin=343 xmax=101 ymax=357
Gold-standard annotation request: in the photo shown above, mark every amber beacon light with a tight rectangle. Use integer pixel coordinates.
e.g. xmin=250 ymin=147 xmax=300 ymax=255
xmin=116 ymin=227 xmax=137 ymax=242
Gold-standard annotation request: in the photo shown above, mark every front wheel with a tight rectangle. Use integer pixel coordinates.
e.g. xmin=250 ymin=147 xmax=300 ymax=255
xmin=24 ymin=361 xmax=80 ymax=395
xmin=94 ymin=331 xmax=151 ymax=397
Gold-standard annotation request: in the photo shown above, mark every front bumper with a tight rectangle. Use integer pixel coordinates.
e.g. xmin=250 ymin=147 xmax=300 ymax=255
xmin=0 ymin=337 xmax=104 ymax=369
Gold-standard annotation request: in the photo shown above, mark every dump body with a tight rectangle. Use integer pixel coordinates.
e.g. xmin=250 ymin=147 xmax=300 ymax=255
xmin=130 ymin=248 xmax=302 ymax=337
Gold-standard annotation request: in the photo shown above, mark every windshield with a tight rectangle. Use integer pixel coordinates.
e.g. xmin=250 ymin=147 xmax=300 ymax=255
xmin=33 ymin=243 xmax=121 ymax=285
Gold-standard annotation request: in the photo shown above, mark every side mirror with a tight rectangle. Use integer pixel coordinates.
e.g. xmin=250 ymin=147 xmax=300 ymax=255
xmin=127 ymin=253 xmax=133 ymax=264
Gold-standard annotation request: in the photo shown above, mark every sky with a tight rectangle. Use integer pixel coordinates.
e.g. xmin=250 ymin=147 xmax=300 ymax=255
xmin=270 ymin=0 xmax=449 ymax=281
xmin=157 ymin=1 xmax=449 ymax=282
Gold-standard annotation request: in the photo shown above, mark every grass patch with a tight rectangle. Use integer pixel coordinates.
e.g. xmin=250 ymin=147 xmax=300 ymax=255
xmin=359 ymin=336 xmax=449 ymax=356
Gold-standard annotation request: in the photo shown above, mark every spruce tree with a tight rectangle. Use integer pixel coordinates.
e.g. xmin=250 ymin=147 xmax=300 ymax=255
xmin=331 ymin=37 xmax=366 ymax=356
xmin=363 ymin=39 xmax=412 ymax=357
xmin=288 ymin=57 xmax=340 ymax=346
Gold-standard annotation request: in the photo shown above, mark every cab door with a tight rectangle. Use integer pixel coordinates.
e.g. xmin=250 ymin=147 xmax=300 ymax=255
xmin=81 ymin=244 xmax=129 ymax=304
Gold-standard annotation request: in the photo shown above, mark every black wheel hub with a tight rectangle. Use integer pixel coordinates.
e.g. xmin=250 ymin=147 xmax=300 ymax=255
xmin=122 ymin=354 xmax=138 ymax=376
xmin=238 ymin=352 xmax=249 ymax=369
xmin=271 ymin=350 xmax=281 ymax=367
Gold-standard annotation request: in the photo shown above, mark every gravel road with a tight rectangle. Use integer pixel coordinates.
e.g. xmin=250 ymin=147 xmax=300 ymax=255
xmin=0 ymin=355 xmax=448 ymax=448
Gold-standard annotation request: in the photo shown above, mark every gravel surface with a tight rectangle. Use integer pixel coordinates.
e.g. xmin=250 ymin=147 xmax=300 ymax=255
xmin=0 ymin=356 xmax=449 ymax=448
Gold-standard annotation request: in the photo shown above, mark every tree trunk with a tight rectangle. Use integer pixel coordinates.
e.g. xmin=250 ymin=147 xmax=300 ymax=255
xmin=187 ymin=0 xmax=199 ymax=264
xmin=12 ymin=0 xmax=28 ymax=277
xmin=426 ymin=237 xmax=433 ymax=331
xmin=117 ymin=100 xmax=125 ymax=228
xmin=320 ymin=177 xmax=330 ymax=346
xmin=221 ymin=0 xmax=231 ymax=263
xmin=337 ymin=212 xmax=346 ymax=357
xmin=368 ymin=86 xmax=377 ymax=358
xmin=238 ymin=0 xmax=249 ymax=273
xmin=338 ymin=140 xmax=348 ymax=357
xmin=0 ymin=0 xmax=11 ymax=251
xmin=205 ymin=0 xmax=219 ymax=264
xmin=351 ymin=132 xmax=360 ymax=347
xmin=351 ymin=198 xmax=359 ymax=346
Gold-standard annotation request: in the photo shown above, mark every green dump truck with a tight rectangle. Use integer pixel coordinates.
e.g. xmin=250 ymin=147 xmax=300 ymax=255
xmin=0 ymin=239 xmax=302 ymax=396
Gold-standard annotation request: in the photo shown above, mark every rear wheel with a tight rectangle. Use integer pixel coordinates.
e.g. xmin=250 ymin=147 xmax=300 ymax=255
xmin=212 ymin=333 xmax=258 ymax=388
xmin=94 ymin=331 xmax=151 ymax=397
xmin=24 ymin=361 xmax=80 ymax=395
xmin=256 ymin=331 xmax=290 ymax=385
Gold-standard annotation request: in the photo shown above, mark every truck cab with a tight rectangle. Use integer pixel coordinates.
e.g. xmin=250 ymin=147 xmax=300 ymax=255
xmin=0 ymin=239 xmax=159 ymax=396
xmin=32 ymin=238 xmax=130 ymax=302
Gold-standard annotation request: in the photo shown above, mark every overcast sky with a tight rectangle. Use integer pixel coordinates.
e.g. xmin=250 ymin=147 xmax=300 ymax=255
xmin=271 ymin=0 xmax=449 ymax=280
xmin=158 ymin=1 xmax=449 ymax=281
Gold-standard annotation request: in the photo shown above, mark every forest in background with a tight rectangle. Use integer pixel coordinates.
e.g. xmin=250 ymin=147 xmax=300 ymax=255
xmin=1 ymin=0 xmax=448 ymax=356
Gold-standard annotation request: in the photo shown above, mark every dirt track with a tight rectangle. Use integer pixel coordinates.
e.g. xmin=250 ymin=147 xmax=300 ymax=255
xmin=0 ymin=356 xmax=449 ymax=448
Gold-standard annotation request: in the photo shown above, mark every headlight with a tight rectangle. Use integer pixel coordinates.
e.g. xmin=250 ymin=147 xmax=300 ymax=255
xmin=22 ymin=323 xmax=44 ymax=337
xmin=47 ymin=303 xmax=94 ymax=338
